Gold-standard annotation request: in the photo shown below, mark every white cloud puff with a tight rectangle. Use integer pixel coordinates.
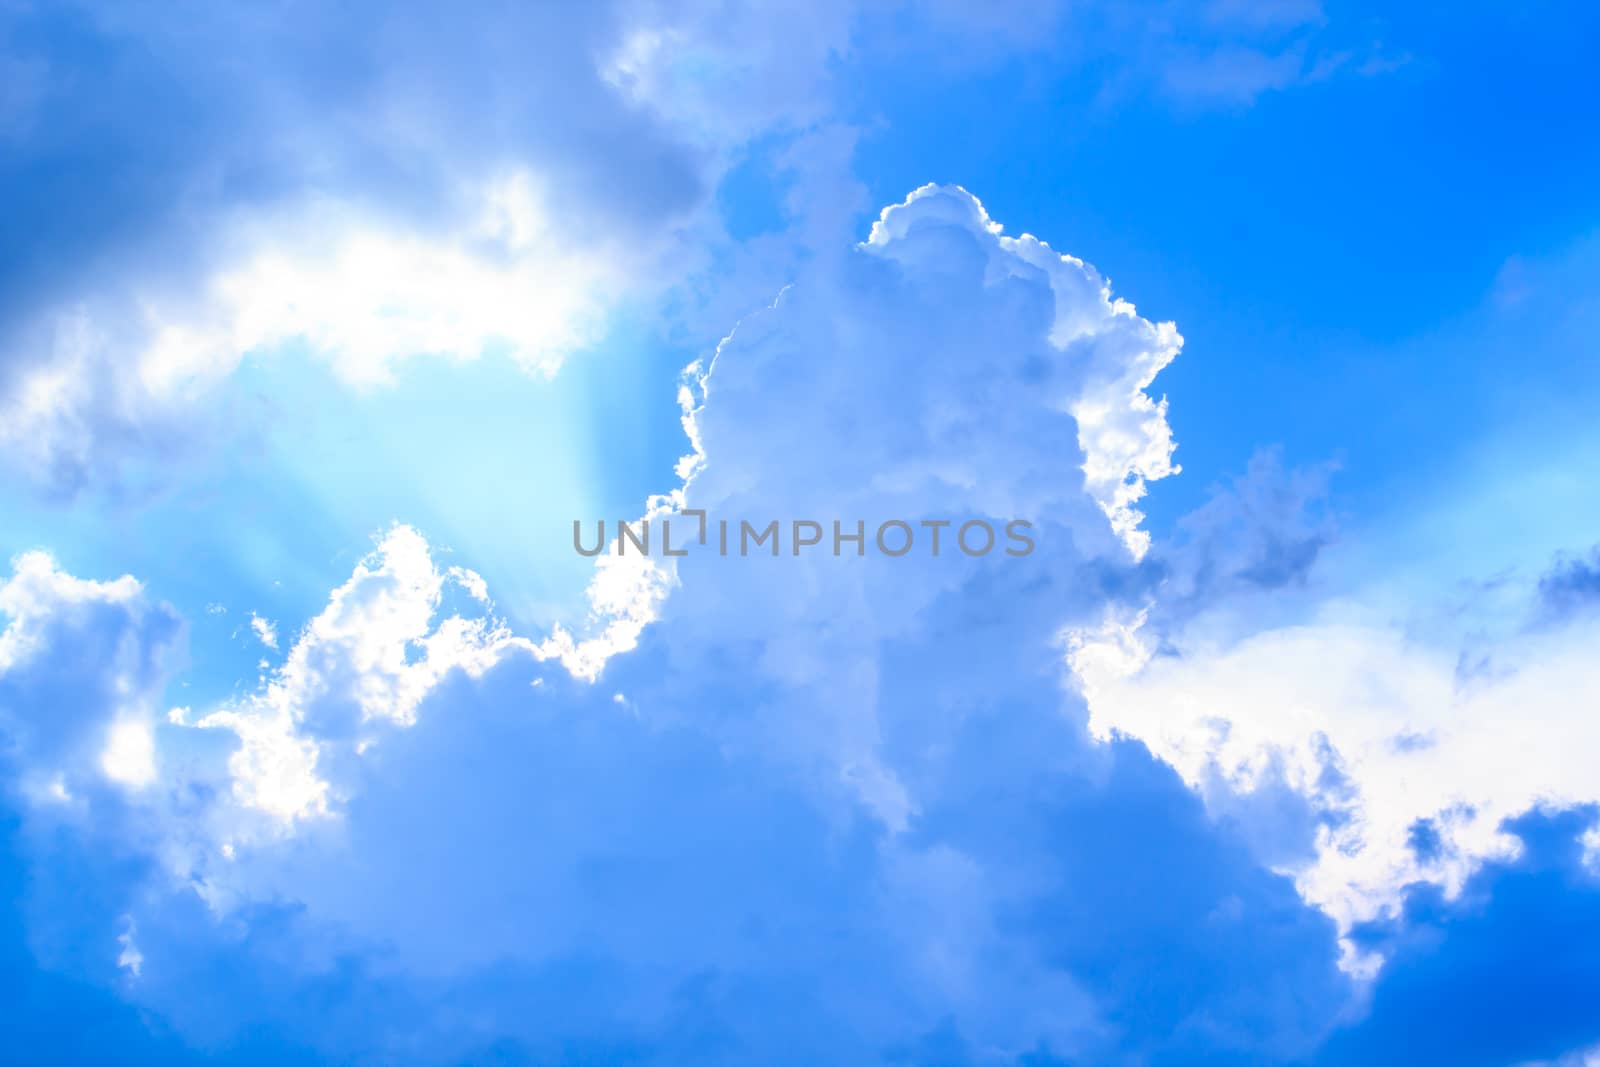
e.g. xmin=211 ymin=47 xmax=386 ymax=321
xmin=1072 ymin=570 xmax=1600 ymax=974
xmin=248 ymin=612 xmax=278 ymax=651
xmin=0 ymin=551 xmax=179 ymax=802
xmin=199 ymin=525 xmax=536 ymax=823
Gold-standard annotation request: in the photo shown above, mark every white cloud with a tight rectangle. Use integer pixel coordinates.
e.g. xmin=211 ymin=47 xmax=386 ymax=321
xmin=543 ymin=182 xmax=1185 ymax=832
xmin=248 ymin=612 xmax=278 ymax=651
xmin=145 ymin=175 xmax=617 ymax=391
xmin=0 ymin=174 xmax=625 ymax=488
xmin=117 ymin=916 xmax=144 ymax=978
xmin=536 ymin=548 xmax=677 ymax=683
xmin=447 ymin=566 xmax=491 ymax=604
xmin=0 ymin=551 xmax=145 ymax=672
xmin=200 ymin=525 xmax=538 ymax=823
xmin=861 ymin=184 xmax=1181 ymax=557
xmin=0 ymin=1 xmax=860 ymax=494
xmin=0 ymin=550 xmax=178 ymax=800
xmin=119 ymin=182 xmax=1187 ymax=1006
xmin=1072 ymin=593 xmax=1600 ymax=973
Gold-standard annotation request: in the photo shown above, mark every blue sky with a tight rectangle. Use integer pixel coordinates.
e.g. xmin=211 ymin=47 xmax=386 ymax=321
xmin=2 ymin=2 xmax=1599 ymax=1064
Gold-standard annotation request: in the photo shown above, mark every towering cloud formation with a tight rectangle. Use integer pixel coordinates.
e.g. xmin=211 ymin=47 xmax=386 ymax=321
xmin=0 ymin=187 xmax=1365 ymax=1063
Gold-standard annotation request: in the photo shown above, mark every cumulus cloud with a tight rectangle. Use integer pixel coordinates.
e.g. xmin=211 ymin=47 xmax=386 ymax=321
xmin=198 ymin=525 xmax=535 ymax=824
xmin=0 ymin=186 xmax=1373 ymax=1063
xmin=0 ymin=551 xmax=180 ymax=805
xmin=855 ymin=185 xmax=1182 ymax=557
xmin=1071 ymin=463 xmax=1600 ymax=978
